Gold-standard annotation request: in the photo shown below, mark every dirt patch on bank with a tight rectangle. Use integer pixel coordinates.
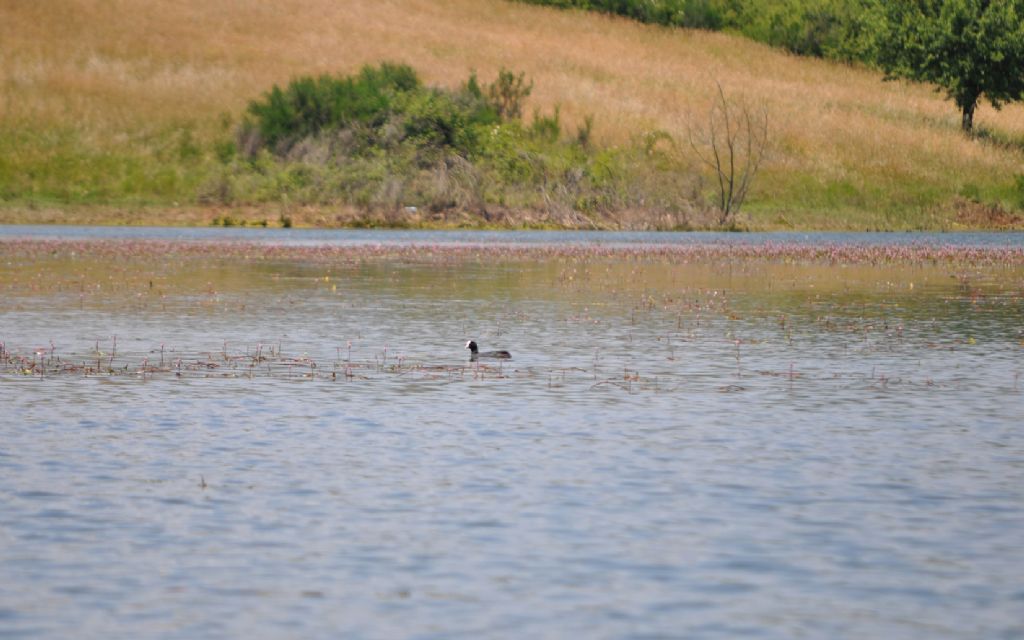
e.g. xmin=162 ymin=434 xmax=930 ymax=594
xmin=953 ymin=197 xmax=1023 ymax=229
xmin=0 ymin=203 xmax=710 ymax=231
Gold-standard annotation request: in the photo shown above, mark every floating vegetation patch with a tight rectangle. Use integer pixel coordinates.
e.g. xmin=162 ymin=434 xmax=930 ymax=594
xmin=0 ymin=339 xmax=515 ymax=383
xmin=3 ymin=238 xmax=1024 ymax=267
xmin=2 ymin=333 xmax=1018 ymax=395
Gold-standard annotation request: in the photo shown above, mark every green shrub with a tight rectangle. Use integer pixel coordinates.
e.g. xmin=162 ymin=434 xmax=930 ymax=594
xmin=218 ymin=64 xmax=705 ymax=225
xmin=475 ymin=123 xmax=537 ymax=183
xmin=575 ymin=114 xmax=595 ymax=149
xmin=246 ymin=62 xmax=422 ymax=151
xmin=486 ymin=69 xmax=534 ymax=120
xmin=400 ymin=89 xmax=484 ymax=153
xmin=214 ymin=139 xmax=237 ymax=164
xmin=530 ymin=106 xmax=562 ymax=143
xmin=517 ymin=0 xmax=732 ymax=30
xmin=243 ymin=63 xmax=511 ymax=160
xmin=516 ymin=0 xmax=877 ymax=64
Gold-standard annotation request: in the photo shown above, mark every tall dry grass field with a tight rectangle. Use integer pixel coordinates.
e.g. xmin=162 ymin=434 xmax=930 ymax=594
xmin=2 ymin=0 xmax=1023 ymax=226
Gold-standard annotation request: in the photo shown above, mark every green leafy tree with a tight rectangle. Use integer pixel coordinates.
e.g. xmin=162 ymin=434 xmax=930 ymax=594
xmin=874 ymin=0 xmax=1024 ymax=133
xmin=486 ymin=69 xmax=534 ymax=120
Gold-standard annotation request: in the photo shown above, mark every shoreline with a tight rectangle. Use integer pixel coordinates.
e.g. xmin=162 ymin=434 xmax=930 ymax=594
xmin=1 ymin=203 xmax=1022 ymax=233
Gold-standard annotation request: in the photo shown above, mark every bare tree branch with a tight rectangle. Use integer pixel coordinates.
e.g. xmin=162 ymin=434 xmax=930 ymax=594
xmin=687 ymin=83 xmax=769 ymax=227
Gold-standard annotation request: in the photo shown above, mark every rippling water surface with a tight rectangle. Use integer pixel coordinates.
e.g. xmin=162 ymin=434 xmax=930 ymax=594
xmin=1 ymin=229 xmax=1022 ymax=639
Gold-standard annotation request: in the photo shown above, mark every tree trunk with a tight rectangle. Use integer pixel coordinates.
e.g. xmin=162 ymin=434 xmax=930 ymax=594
xmin=960 ymin=100 xmax=976 ymax=134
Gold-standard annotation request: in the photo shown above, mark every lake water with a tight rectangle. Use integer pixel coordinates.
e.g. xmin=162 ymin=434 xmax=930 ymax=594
xmin=1 ymin=228 xmax=1023 ymax=639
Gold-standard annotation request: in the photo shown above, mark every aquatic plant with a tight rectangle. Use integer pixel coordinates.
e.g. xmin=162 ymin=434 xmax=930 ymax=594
xmin=2 ymin=237 xmax=1022 ymax=267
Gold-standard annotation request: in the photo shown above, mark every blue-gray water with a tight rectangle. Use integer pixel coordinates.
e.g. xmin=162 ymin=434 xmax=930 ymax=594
xmin=1 ymin=229 xmax=1022 ymax=639
xmin=2 ymin=224 xmax=1022 ymax=247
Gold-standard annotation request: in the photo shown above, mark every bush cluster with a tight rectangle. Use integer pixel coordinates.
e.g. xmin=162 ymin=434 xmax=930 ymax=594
xmin=204 ymin=63 xmax=699 ymax=228
xmin=240 ymin=63 xmax=531 ymax=158
xmin=517 ymin=0 xmax=877 ymax=63
xmin=246 ymin=63 xmax=422 ymax=151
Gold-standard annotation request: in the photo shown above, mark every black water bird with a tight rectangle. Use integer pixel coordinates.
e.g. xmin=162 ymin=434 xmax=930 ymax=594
xmin=466 ymin=340 xmax=511 ymax=361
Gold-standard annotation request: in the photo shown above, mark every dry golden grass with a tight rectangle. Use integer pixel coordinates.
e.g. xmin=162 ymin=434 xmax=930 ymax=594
xmin=2 ymin=0 xmax=1023 ymax=226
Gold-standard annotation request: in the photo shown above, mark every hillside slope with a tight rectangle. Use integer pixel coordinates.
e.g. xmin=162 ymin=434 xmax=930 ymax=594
xmin=2 ymin=0 xmax=1023 ymax=229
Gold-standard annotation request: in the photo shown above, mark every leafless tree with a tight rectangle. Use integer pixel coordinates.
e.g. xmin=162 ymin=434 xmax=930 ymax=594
xmin=688 ymin=83 xmax=769 ymax=226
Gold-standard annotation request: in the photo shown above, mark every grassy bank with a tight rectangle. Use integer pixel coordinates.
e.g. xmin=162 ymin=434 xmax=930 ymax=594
xmin=2 ymin=0 xmax=1024 ymax=230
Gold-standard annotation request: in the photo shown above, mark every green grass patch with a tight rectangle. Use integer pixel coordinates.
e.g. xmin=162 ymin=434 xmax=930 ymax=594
xmin=0 ymin=125 xmax=211 ymax=206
